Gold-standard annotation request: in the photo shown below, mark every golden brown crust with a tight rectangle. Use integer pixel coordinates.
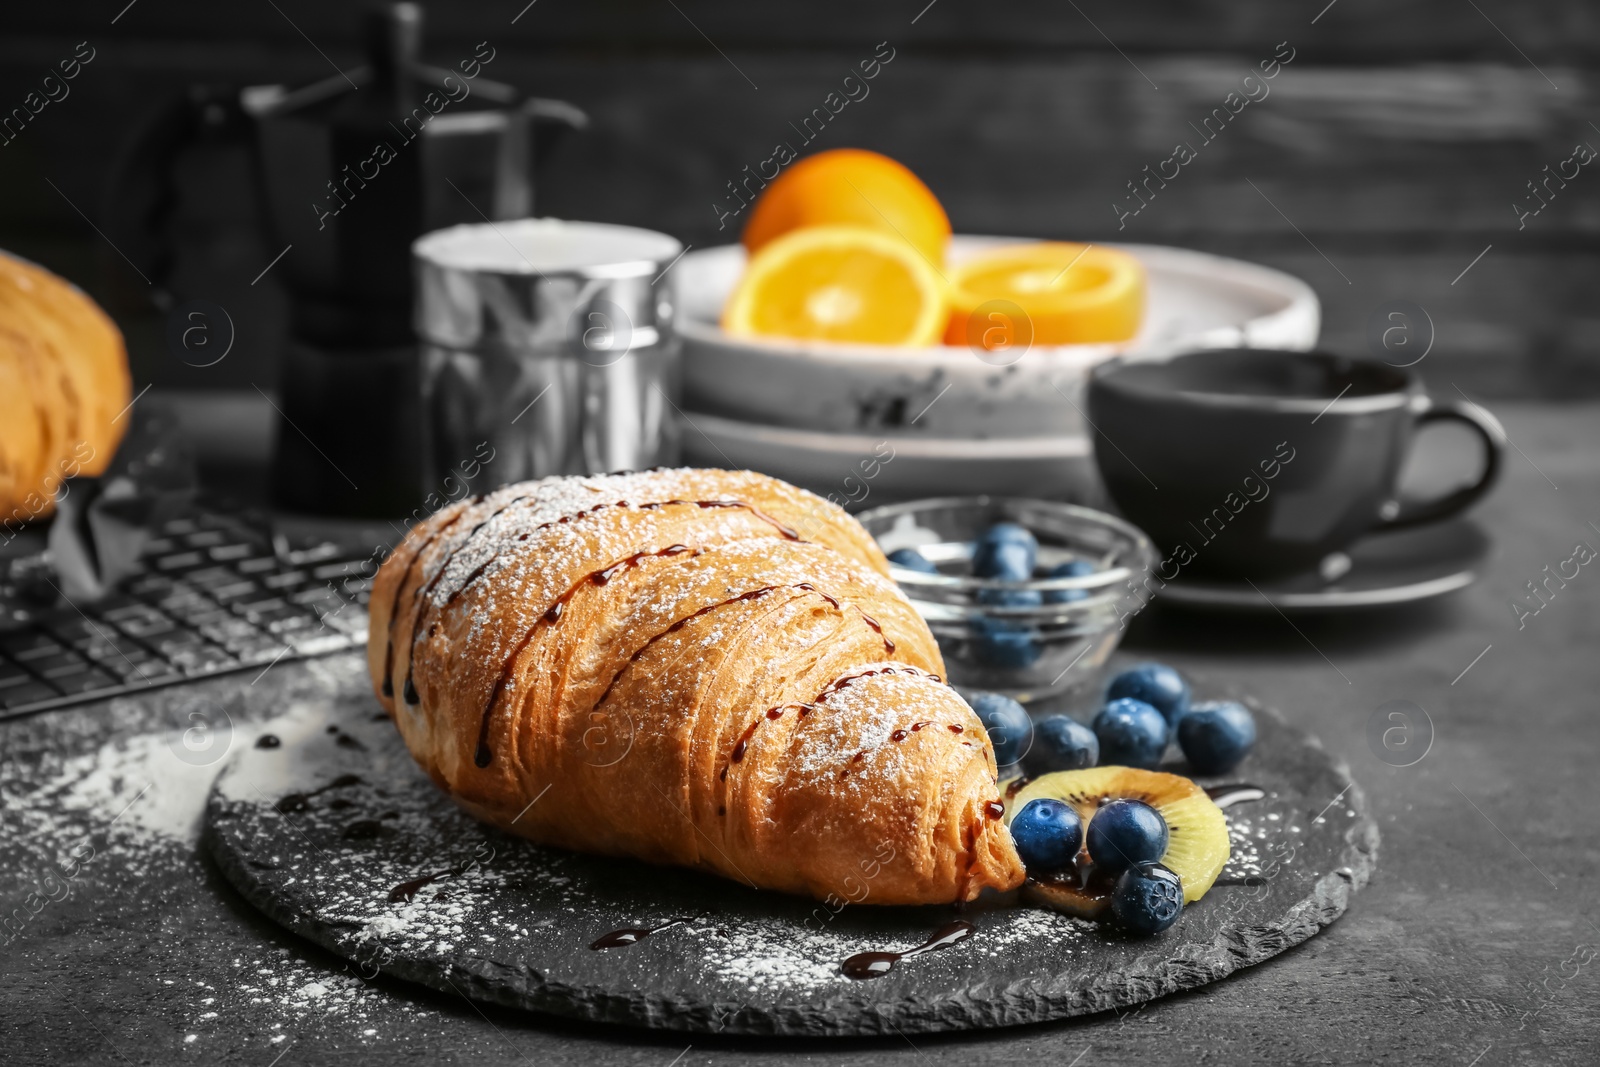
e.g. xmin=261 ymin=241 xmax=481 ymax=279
xmin=367 ymin=468 xmax=1025 ymax=904
xmin=0 ymin=251 xmax=129 ymax=525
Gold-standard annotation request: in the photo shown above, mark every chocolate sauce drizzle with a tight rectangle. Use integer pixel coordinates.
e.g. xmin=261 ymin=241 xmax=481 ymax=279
xmin=475 ymin=573 xmax=894 ymax=769
xmin=726 ymin=661 xmax=930 ymax=777
xmin=841 ymin=920 xmax=976 ymax=980
xmin=400 ymin=496 xmax=803 ymax=707
xmin=472 ymin=544 xmax=698 ymax=767
xmin=387 ymin=857 xmax=477 ymax=903
xmin=588 ymin=919 xmax=684 ymax=950
xmin=275 ymin=774 xmax=362 ymax=814
xmin=400 ymin=492 xmax=544 ymax=702
xmin=381 ymin=501 xmax=477 ymax=697
xmin=1205 ymin=783 xmax=1267 ymax=810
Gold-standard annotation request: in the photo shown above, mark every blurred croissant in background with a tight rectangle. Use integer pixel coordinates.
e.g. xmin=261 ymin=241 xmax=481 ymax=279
xmin=0 ymin=250 xmax=129 ymax=528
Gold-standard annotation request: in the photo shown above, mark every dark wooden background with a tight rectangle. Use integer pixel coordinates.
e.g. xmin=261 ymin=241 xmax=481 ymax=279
xmin=3 ymin=0 xmax=1598 ymax=399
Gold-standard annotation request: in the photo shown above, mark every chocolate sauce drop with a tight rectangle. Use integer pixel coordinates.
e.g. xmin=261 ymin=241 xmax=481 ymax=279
xmin=857 ymin=612 xmax=894 ymax=653
xmin=254 ymin=734 xmax=281 ymax=749
xmin=381 ymin=678 xmax=394 ymax=697
xmin=389 ymin=872 xmax=447 ymax=903
xmin=474 ymin=741 xmax=492 ymax=769
xmin=403 ymin=677 xmax=419 ymax=705
xmin=1205 ymin=783 xmax=1267 ymax=809
xmin=983 ymin=800 xmax=1005 ymax=820
xmin=275 ymin=773 xmax=362 ymax=814
xmin=589 ymin=920 xmax=683 ymax=950
xmin=840 ymin=920 xmax=976 ymax=980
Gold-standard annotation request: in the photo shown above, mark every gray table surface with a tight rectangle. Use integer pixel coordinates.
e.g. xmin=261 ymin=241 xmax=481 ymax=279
xmin=3 ymin=402 xmax=1597 ymax=1066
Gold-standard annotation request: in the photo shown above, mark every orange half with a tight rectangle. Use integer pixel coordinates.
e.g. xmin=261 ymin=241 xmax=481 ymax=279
xmin=722 ymin=225 xmax=948 ymax=347
xmin=946 ymin=243 xmax=1145 ymax=348
xmin=742 ymin=148 xmax=951 ymax=267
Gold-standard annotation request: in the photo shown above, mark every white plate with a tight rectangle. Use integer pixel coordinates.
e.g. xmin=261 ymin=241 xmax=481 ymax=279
xmin=675 ymin=238 xmax=1320 ymax=440
xmin=677 ymin=411 xmax=1105 ymax=506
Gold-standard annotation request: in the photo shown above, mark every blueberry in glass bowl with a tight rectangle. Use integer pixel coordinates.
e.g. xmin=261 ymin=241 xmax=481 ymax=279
xmin=858 ymin=496 xmax=1157 ymax=701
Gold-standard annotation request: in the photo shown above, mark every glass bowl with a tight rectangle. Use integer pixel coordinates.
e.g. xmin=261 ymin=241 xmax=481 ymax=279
xmin=855 ymin=496 xmax=1157 ymax=702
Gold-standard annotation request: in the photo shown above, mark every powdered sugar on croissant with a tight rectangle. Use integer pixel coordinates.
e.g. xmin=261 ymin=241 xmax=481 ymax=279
xmin=367 ymin=468 xmax=1024 ymax=904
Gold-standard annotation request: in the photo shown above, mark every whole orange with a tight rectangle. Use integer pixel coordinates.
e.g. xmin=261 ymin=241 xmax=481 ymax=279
xmin=741 ymin=149 xmax=951 ymax=267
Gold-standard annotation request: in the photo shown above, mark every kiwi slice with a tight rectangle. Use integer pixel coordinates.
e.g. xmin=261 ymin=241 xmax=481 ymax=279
xmin=1005 ymin=766 xmax=1230 ymax=908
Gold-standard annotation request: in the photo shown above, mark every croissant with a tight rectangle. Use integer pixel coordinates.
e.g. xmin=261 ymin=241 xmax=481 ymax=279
xmin=367 ymin=468 xmax=1025 ymax=904
xmin=0 ymin=250 xmax=129 ymax=525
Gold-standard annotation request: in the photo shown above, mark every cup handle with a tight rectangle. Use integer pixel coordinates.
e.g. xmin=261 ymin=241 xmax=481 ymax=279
xmin=1380 ymin=396 xmax=1507 ymax=528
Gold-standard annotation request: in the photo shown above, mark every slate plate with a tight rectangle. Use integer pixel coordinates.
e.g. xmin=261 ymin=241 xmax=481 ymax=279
xmin=203 ymin=691 xmax=1378 ymax=1036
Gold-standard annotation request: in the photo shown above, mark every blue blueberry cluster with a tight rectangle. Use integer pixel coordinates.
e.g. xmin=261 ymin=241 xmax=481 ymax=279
xmin=967 ymin=663 xmax=1255 ymax=778
xmin=968 ymin=660 xmax=1258 ymax=936
xmin=887 ymin=523 xmax=1108 ymax=671
xmin=969 ymin=524 xmax=1045 ymax=667
xmin=1095 ymin=663 xmax=1256 ymax=775
xmin=1011 ymin=792 xmax=1180 ymax=935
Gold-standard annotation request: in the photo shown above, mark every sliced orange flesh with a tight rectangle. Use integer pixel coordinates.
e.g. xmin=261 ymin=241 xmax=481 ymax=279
xmin=722 ymin=225 xmax=948 ymax=347
xmin=945 ymin=242 xmax=1146 ymax=348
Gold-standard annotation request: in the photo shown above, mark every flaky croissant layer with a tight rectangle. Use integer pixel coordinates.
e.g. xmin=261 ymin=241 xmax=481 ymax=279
xmin=367 ymin=468 xmax=1025 ymax=904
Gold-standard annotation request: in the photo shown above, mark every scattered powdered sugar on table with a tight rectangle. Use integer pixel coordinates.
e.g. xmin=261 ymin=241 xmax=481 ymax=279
xmin=10 ymin=728 xmax=219 ymax=854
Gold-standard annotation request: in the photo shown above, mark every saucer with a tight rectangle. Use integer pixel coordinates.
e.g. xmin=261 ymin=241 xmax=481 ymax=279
xmin=1158 ymin=519 xmax=1490 ymax=612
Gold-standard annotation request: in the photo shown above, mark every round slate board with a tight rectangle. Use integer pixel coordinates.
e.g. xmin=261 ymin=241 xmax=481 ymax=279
xmin=203 ymin=692 xmax=1378 ymax=1036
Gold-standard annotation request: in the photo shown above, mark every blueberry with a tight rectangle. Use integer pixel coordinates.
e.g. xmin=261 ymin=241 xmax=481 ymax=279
xmin=1009 ymin=798 xmax=1083 ymax=875
xmin=1092 ymin=698 xmax=1168 ymax=769
xmin=976 ymin=586 xmax=1043 ymax=608
xmin=968 ymin=692 xmax=1033 ymax=767
xmin=1176 ymin=700 xmax=1257 ymax=776
xmin=1043 ymin=559 xmax=1096 ymax=604
xmin=971 ymin=617 xmax=1042 ymax=668
xmin=887 ymin=547 xmax=938 ymax=573
xmin=972 ymin=523 xmax=1038 ymax=579
xmin=1105 ymin=663 xmax=1190 ymax=732
xmin=1085 ymin=798 xmax=1168 ymax=876
xmin=1110 ymin=862 xmax=1184 ymax=935
xmin=1026 ymin=715 xmax=1099 ymax=773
